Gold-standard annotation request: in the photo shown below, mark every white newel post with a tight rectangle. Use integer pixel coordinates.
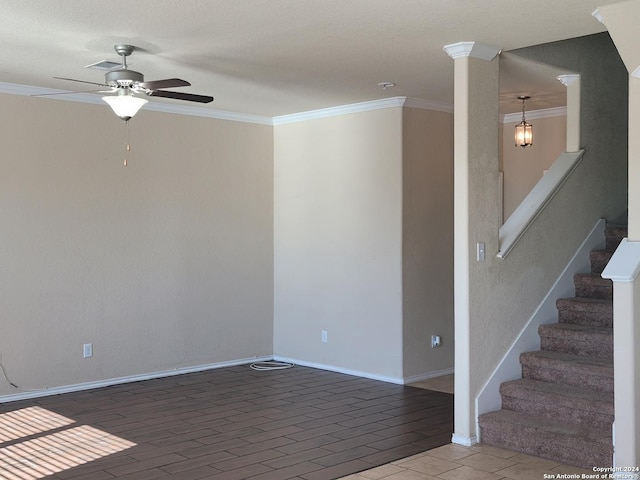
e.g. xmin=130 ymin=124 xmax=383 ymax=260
xmin=602 ymin=240 xmax=640 ymax=470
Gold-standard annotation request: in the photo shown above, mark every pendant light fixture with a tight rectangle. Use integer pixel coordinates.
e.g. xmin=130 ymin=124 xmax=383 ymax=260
xmin=515 ymin=95 xmax=533 ymax=147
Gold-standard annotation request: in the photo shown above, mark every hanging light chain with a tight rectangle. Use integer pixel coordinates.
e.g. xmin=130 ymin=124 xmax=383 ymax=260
xmin=124 ymin=120 xmax=130 ymax=167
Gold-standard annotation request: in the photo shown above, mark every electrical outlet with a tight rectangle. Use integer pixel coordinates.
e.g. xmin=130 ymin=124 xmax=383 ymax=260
xmin=83 ymin=343 xmax=93 ymax=358
xmin=321 ymin=330 xmax=328 ymax=343
xmin=431 ymin=335 xmax=441 ymax=348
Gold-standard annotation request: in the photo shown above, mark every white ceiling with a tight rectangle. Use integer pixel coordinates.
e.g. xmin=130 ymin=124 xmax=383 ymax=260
xmin=0 ymin=0 xmax=620 ymax=118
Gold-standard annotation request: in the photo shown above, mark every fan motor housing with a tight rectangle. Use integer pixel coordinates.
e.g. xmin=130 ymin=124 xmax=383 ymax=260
xmin=105 ymin=69 xmax=144 ymax=86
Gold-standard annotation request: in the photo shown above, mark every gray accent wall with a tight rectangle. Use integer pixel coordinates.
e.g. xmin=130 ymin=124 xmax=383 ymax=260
xmin=464 ymin=32 xmax=627 ymax=438
xmin=511 ymin=32 xmax=628 ymax=224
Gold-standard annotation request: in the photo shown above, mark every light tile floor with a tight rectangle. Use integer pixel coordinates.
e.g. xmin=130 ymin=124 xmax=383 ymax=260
xmin=409 ymin=374 xmax=455 ymax=394
xmin=339 ymin=443 xmax=596 ymax=480
xmin=339 ymin=374 xmax=597 ymax=480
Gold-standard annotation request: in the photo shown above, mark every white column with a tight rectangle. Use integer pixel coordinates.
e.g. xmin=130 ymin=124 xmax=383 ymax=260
xmin=556 ymin=74 xmax=581 ymax=153
xmin=629 ymin=74 xmax=640 ymax=241
xmin=591 ymin=4 xmax=640 ymax=469
xmin=602 ymin=240 xmax=640 ymax=469
xmin=444 ymin=41 xmax=501 ymax=445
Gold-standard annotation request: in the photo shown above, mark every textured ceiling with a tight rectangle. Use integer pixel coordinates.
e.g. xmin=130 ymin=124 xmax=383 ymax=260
xmin=0 ymin=0 xmax=619 ymax=117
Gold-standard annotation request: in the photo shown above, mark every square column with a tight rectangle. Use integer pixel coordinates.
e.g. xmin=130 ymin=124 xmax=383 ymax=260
xmin=602 ymin=240 xmax=640 ymax=470
xmin=557 ymin=74 xmax=581 ymax=153
xmin=593 ymin=3 xmax=640 ymax=469
xmin=444 ymin=41 xmax=501 ymax=445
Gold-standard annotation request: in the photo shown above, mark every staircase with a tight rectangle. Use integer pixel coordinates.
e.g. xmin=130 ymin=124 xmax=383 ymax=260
xmin=478 ymin=224 xmax=626 ymax=468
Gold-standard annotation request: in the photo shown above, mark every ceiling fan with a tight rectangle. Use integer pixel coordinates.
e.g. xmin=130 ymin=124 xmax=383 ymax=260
xmin=56 ymin=44 xmax=214 ymax=121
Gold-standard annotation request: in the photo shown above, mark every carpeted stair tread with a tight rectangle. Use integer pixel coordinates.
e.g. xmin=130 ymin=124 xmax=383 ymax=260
xmin=520 ymin=350 xmax=613 ymax=370
xmin=539 ymin=323 xmax=612 ymax=360
xmin=479 ymin=223 xmax=624 ymax=468
xmin=500 ymin=378 xmax=613 ymax=428
xmin=556 ymin=297 xmax=612 ymax=327
xmin=479 ymin=409 xmax=612 ymax=467
xmin=520 ymin=350 xmax=613 ymax=392
xmin=573 ymin=273 xmax=613 ymax=299
xmin=539 ymin=322 xmax=612 ymax=339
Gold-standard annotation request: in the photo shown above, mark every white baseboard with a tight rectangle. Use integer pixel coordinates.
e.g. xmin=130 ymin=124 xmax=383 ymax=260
xmin=272 ymin=355 xmax=405 ymax=384
xmin=0 ymin=355 xmax=273 ymax=404
xmin=403 ymin=367 xmax=454 ymax=385
xmin=1 ymin=354 xmax=450 ymax=404
xmin=451 ymin=433 xmax=478 ymax=446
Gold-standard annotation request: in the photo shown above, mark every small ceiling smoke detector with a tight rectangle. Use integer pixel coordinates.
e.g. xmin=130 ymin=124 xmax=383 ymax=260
xmin=378 ymin=81 xmax=395 ymax=90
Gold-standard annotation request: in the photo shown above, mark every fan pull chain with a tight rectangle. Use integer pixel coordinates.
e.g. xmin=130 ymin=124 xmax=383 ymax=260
xmin=124 ymin=120 xmax=130 ymax=167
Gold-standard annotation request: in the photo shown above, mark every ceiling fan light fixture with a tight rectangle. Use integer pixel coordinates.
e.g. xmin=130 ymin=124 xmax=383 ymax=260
xmin=102 ymin=91 xmax=148 ymax=121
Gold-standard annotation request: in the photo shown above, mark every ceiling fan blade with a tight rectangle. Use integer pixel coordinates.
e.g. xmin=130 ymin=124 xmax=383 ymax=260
xmin=31 ymin=89 xmax=104 ymax=97
xmin=138 ymin=78 xmax=191 ymax=90
xmin=54 ymin=76 xmax=110 ymax=87
xmin=149 ymin=90 xmax=214 ymax=103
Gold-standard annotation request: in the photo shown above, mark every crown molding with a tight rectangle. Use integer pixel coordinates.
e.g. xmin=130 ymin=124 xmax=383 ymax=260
xmin=591 ymin=8 xmax=605 ymax=25
xmin=501 ymin=106 xmax=567 ymax=124
xmin=1 ymin=82 xmax=455 ymax=126
xmin=556 ymin=73 xmax=580 ymax=86
xmin=272 ymin=97 xmax=406 ymax=125
xmin=0 ymin=81 xmax=273 ymax=125
xmin=142 ymin=101 xmax=273 ymax=125
xmin=273 ymin=96 xmax=454 ymax=125
xmin=404 ymin=97 xmax=454 ymax=113
xmin=443 ymin=41 xmax=501 ymax=61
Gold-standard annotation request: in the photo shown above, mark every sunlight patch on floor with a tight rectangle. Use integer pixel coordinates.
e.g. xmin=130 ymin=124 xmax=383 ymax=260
xmin=0 ymin=407 xmax=74 ymax=443
xmin=0 ymin=407 xmax=136 ymax=479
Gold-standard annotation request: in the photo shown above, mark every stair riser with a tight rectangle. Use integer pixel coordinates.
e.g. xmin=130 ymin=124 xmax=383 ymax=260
xmin=522 ymin=365 xmax=613 ymax=392
xmin=574 ymin=284 xmax=612 ymax=300
xmin=557 ymin=306 xmax=612 ymax=327
xmin=500 ymin=395 xmax=613 ymax=429
xmin=590 ymin=251 xmax=612 ymax=274
xmin=573 ymin=274 xmax=613 ymax=300
xmin=606 ymin=228 xmax=626 ymax=252
xmin=479 ymin=420 xmax=612 ymax=468
xmin=558 ymin=313 xmax=613 ymax=327
xmin=540 ymin=336 xmax=613 ymax=361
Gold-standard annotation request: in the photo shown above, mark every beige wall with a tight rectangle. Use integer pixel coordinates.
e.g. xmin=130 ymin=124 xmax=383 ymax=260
xmin=500 ymin=115 xmax=567 ymax=221
xmin=0 ymin=94 xmax=274 ymax=396
xmin=273 ymin=108 xmax=405 ymax=379
xmin=1 ymin=93 xmax=453 ymax=396
xmin=273 ymin=105 xmax=455 ymax=381
xmin=402 ymin=107 xmax=454 ymax=378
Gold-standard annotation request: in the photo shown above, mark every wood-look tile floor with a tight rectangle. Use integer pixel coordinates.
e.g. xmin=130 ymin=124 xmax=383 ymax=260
xmin=0 ymin=364 xmax=453 ymax=479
